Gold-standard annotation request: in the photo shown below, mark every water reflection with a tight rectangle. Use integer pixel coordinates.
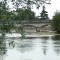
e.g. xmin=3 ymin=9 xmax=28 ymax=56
xmin=6 ymin=38 xmax=34 ymax=53
xmin=17 ymin=39 xmax=33 ymax=53
xmin=43 ymin=46 xmax=47 ymax=55
xmin=54 ymin=46 xmax=60 ymax=56
xmin=1 ymin=34 xmax=60 ymax=60
xmin=40 ymin=36 xmax=49 ymax=40
xmin=41 ymin=36 xmax=49 ymax=55
xmin=52 ymin=35 xmax=60 ymax=40
xmin=8 ymin=40 xmax=15 ymax=48
xmin=52 ymin=35 xmax=60 ymax=55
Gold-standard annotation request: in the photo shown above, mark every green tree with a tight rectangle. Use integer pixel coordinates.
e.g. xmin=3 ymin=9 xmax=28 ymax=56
xmin=15 ymin=8 xmax=35 ymax=20
xmin=0 ymin=11 xmax=15 ymax=36
xmin=0 ymin=2 xmax=15 ymax=36
xmin=52 ymin=11 xmax=60 ymax=33
xmin=40 ymin=6 xmax=49 ymax=20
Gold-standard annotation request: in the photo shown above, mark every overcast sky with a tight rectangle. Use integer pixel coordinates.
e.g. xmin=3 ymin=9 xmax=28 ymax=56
xmin=32 ymin=0 xmax=60 ymax=19
xmin=1 ymin=0 xmax=60 ymax=19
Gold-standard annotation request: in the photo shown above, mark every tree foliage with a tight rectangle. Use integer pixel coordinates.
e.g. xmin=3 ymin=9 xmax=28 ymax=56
xmin=1 ymin=0 xmax=51 ymax=10
xmin=15 ymin=8 xmax=35 ymax=20
xmin=52 ymin=11 xmax=60 ymax=33
xmin=0 ymin=2 xmax=15 ymax=35
xmin=40 ymin=6 xmax=49 ymax=20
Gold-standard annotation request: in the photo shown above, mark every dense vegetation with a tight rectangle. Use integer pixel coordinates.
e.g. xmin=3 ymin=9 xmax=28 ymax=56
xmin=15 ymin=8 xmax=36 ymax=20
xmin=52 ymin=11 xmax=60 ymax=33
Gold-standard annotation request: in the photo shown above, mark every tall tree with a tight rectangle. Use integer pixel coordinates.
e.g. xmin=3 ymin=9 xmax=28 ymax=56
xmin=40 ymin=6 xmax=49 ymax=20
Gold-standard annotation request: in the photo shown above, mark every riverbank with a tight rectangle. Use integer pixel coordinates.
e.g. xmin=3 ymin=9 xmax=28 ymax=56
xmin=36 ymin=31 xmax=56 ymax=35
xmin=25 ymin=30 xmax=56 ymax=35
xmin=0 ymin=31 xmax=59 ymax=38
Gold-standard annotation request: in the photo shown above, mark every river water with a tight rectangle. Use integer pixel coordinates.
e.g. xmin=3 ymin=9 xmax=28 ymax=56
xmin=0 ymin=33 xmax=60 ymax=60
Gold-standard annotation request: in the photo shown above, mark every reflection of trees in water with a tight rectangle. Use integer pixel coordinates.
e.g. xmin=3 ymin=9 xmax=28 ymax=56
xmin=52 ymin=35 xmax=60 ymax=40
xmin=41 ymin=36 xmax=48 ymax=55
xmin=54 ymin=46 xmax=60 ymax=56
xmin=52 ymin=35 xmax=60 ymax=55
xmin=8 ymin=40 xmax=15 ymax=48
xmin=17 ymin=39 xmax=33 ymax=53
xmin=40 ymin=36 xmax=49 ymax=40
xmin=53 ymin=40 xmax=60 ymax=55
xmin=6 ymin=38 xmax=33 ymax=52
xmin=0 ymin=36 xmax=6 ymax=60
xmin=43 ymin=46 xmax=47 ymax=55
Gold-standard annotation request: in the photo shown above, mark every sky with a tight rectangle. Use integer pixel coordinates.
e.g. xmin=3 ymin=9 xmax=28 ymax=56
xmin=32 ymin=0 xmax=60 ymax=19
xmin=1 ymin=0 xmax=60 ymax=19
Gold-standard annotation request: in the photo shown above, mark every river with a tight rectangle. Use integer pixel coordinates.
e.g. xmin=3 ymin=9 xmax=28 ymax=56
xmin=0 ymin=33 xmax=60 ymax=60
